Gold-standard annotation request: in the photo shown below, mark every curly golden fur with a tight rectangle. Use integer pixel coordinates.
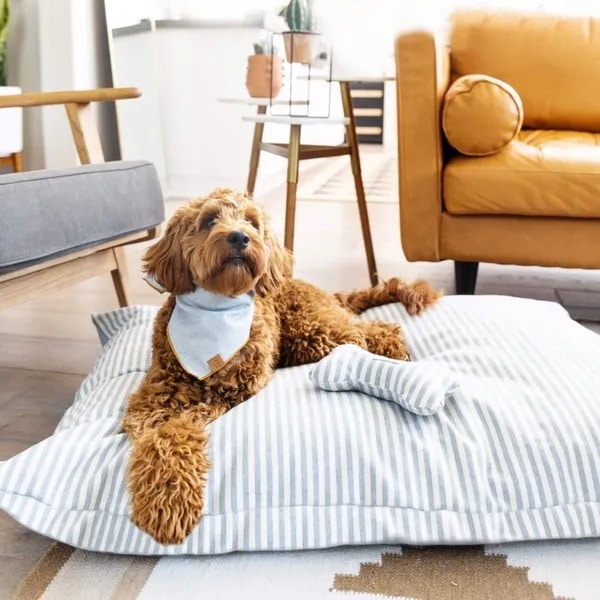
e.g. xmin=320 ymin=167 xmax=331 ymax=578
xmin=122 ymin=188 xmax=440 ymax=545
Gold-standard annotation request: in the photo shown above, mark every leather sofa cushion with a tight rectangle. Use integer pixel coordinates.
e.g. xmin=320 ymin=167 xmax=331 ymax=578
xmin=450 ymin=10 xmax=600 ymax=132
xmin=444 ymin=130 xmax=600 ymax=217
xmin=442 ymin=74 xmax=523 ymax=156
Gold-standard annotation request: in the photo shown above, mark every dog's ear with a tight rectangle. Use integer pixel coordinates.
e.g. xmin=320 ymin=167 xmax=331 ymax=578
xmin=143 ymin=208 xmax=195 ymax=295
xmin=255 ymin=223 xmax=293 ymax=296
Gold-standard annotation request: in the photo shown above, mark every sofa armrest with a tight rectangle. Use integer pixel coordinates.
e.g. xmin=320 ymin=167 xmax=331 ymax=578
xmin=0 ymin=87 xmax=140 ymax=108
xmin=395 ymin=31 xmax=450 ymax=262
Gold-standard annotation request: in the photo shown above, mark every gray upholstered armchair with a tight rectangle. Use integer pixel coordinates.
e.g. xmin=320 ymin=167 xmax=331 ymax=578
xmin=0 ymin=88 xmax=165 ymax=309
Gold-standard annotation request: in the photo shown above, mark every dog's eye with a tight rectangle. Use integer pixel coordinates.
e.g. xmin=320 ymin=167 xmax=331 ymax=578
xmin=245 ymin=216 xmax=260 ymax=230
xmin=201 ymin=216 xmax=217 ymax=230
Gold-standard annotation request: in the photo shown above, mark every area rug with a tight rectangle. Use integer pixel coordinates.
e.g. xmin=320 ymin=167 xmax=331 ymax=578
xmin=14 ymin=539 xmax=600 ymax=599
xmin=298 ymin=151 xmax=398 ymax=203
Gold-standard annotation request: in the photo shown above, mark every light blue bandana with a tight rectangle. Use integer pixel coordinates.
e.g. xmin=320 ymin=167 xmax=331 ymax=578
xmin=144 ymin=275 xmax=254 ymax=379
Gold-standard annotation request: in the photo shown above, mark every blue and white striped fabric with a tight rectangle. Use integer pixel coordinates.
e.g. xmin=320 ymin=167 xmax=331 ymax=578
xmin=1 ymin=295 xmax=600 ymax=555
xmin=311 ymin=344 xmax=460 ymax=415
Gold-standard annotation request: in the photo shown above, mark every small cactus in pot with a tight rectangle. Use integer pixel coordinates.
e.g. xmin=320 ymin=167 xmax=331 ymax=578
xmin=284 ymin=0 xmax=312 ymax=32
xmin=280 ymin=0 xmax=318 ymax=64
xmin=245 ymin=39 xmax=284 ymax=99
xmin=253 ymin=39 xmax=277 ymax=55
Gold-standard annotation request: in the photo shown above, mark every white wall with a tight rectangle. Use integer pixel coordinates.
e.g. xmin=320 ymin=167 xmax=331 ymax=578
xmin=6 ymin=0 xmax=119 ymax=171
xmin=71 ymin=0 xmax=120 ymax=161
xmin=154 ymin=27 xmax=344 ymax=197
xmin=7 ymin=0 xmax=44 ymax=170
xmin=37 ymin=0 xmax=79 ymax=169
xmin=317 ymin=0 xmax=600 ymax=83
xmin=105 ymin=0 xmax=283 ymax=25
xmin=110 ymin=25 xmax=346 ymax=198
xmin=110 ymin=28 xmax=168 ymax=190
xmin=8 ymin=0 xmax=600 ymax=175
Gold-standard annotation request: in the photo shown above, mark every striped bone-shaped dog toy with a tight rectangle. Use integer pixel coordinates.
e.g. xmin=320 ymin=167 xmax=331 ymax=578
xmin=310 ymin=344 xmax=460 ymax=416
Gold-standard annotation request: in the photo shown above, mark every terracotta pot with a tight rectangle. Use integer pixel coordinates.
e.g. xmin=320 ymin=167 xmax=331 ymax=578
xmin=282 ymin=32 xmax=314 ymax=65
xmin=245 ymin=54 xmax=284 ymax=99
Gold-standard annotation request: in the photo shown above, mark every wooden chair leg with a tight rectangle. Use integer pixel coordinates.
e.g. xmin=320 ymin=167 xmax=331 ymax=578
xmin=247 ymin=105 xmax=266 ymax=197
xmin=340 ymin=82 xmax=379 ymax=287
xmin=111 ymin=247 xmax=133 ymax=307
xmin=10 ymin=152 xmax=23 ymax=172
xmin=284 ymin=124 xmax=301 ymax=254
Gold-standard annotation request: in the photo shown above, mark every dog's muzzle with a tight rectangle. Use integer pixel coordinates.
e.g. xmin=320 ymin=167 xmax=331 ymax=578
xmin=227 ymin=231 xmax=250 ymax=251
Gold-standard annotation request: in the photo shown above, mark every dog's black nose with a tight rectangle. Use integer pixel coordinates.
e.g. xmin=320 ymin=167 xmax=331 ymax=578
xmin=227 ymin=231 xmax=250 ymax=250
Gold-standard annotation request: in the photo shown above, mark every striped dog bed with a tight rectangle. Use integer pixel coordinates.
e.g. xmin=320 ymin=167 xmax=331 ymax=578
xmin=0 ymin=295 xmax=599 ymax=555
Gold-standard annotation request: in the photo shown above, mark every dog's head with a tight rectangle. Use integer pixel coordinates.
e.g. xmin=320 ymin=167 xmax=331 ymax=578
xmin=143 ymin=188 xmax=292 ymax=298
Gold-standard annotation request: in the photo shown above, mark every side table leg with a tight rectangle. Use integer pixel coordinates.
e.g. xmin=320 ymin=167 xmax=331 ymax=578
xmin=247 ymin=104 xmax=267 ymax=197
xmin=284 ymin=124 xmax=301 ymax=254
xmin=340 ymin=81 xmax=379 ymax=287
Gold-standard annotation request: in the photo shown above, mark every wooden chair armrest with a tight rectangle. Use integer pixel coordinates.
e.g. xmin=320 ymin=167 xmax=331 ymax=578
xmin=0 ymin=87 xmax=141 ymax=108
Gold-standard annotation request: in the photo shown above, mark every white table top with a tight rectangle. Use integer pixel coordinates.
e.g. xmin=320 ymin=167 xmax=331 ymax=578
xmin=242 ymin=114 xmax=349 ymax=126
xmin=218 ymin=97 xmax=308 ymax=106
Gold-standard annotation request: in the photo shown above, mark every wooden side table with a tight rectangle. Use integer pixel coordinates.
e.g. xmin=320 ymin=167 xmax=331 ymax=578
xmin=221 ymin=86 xmax=379 ymax=287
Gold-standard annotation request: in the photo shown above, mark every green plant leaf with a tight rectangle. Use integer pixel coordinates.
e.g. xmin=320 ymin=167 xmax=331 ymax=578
xmin=0 ymin=0 xmax=10 ymax=85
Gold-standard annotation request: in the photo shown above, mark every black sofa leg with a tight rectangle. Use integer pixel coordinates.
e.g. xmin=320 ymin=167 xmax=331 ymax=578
xmin=454 ymin=261 xmax=479 ymax=295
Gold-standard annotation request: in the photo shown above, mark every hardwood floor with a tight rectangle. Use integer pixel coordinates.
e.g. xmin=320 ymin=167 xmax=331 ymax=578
xmin=1 ymin=165 xmax=599 ymax=598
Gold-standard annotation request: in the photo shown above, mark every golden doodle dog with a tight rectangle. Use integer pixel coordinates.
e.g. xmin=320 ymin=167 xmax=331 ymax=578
xmin=122 ymin=188 xmax=439 ymax=545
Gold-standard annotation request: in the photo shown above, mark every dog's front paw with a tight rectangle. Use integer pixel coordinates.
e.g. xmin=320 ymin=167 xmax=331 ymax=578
xmin=127 ymin=417 xmax=211 ymax=545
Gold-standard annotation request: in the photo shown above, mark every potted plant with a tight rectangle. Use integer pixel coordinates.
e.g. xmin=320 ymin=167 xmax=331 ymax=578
xmin=280 ymin=0 xmax=318 ymax=65
xmin=0 ymin=0 xmax=22 ymax=164
xmin=245 ymin=39 xmax=284 ymax=99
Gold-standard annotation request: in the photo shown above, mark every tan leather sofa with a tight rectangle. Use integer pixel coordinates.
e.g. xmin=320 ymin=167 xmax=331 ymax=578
xmin=395 ymin=10 xmax=600 ymax=293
